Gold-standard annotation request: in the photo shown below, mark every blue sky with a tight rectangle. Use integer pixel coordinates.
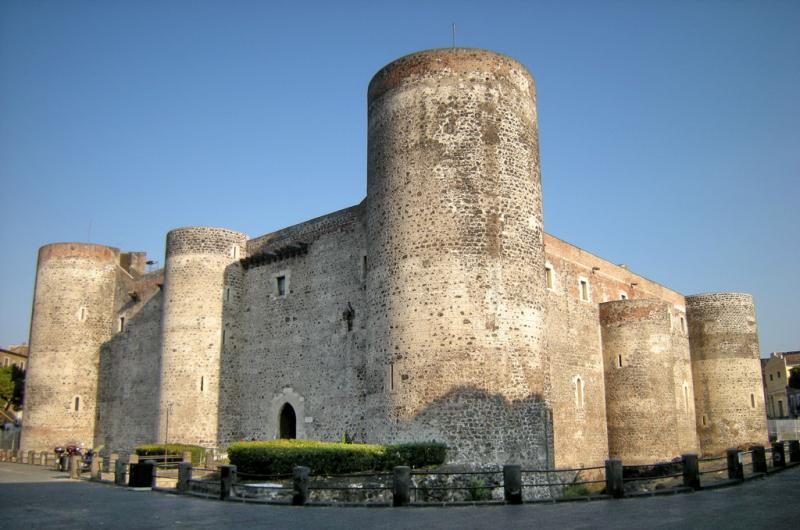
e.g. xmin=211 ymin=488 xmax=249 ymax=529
xmin=1 ymin=0 xmax=798 ymax=355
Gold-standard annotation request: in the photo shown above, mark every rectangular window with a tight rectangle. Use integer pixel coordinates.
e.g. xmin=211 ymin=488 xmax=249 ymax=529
xmin=779 ymin=400 xmax=785 ymax=417
xmin=770 ymin=374 xmax=773 ymax=381
xmin=777 ymin=371 xmax=781 ymax=379
xmin=276 ymin=275 xmax=286 ymax=296
xmin=118 ymin=316 xmax=125 ymax=332
xmin=579 ymin=279 xmax=589 ymax=301
xmin=225 ymin=286 xmax=231 ymax=302
xmin=545 ymin=266 xmax=553 ymax=289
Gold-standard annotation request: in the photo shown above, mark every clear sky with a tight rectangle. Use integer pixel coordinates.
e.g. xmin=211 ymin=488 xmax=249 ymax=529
xmin=1 ymin=0 xmax=798 ymax=355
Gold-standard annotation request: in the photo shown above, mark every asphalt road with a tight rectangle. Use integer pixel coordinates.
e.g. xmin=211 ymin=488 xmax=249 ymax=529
xmin=1 ymin=462 xmax=798 ymax=529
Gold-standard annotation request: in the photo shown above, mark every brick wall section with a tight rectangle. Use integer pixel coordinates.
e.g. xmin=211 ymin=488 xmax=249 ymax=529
xmin=229 ymin=206 xmax=367 ymax=444
xmin=158 ymin=227 xmax=248 ymax=447
xmin=687 ymin=293 xmax=768 ymax=454
xmin=365 ymin=49 xmax=550 ymax=465
xmin=21 ymin=243 xmax=119 ymax=452
xmin=599 ymin=299 xmax=699 ymax=463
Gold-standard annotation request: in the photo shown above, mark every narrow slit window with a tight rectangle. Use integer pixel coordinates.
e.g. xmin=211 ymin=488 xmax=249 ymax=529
xmin=74 ymin=396 xmax=80 ymax=412
xmin=225 ymin=286 xmax=231 ymax=302
xmin=575 ymin=377 xmax=584 ymax=408
xmin=619 ymin=293 xmax=627 ymax=300
xmin=683 ymin=384 xmax=689 ymax=412
xmin=362 ymin=255 xmax=368 ymax=281
xmin=118 ymin=316 xmax=125 ymax=332
xmin=750 ymin=393 xmax=755 ymax=408
xmin=276 ymin=275 xmax=286 ymax=296
xmin=200 ymin=376 xmax=205 ymax=392
xmin=222 ymin=329 xmax=226 ymax=346
xmin=702 ymin=414 xmax=708 ymax=427
xmin=79 ymin=307 xmax=87 ymax=322
xmin=545 ymin=266 xmax=553 ymax=289
xmin=617 ymin=354 xmax=623 ymax=368
xmin=680 ymin=316 xmax=686 ymax=333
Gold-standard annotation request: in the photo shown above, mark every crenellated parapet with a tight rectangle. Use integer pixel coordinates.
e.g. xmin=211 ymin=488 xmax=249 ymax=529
xmin=686 ymin=292 xmax=768 ymax=454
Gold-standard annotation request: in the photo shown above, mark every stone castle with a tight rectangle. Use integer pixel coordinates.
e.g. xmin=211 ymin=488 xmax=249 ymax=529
xmin=21 ymin=49 xmax=768 ymax=467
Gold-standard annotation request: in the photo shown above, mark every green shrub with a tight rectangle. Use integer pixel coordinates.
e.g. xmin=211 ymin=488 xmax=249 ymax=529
xmin=227 ymin=439 xmax=447 ymax=475
xmin=135 ymin=444 xmax=205 ymax=465
xmin=466 ymin=477 xmax=493 ymax=501
xmin=562 ymin=483 xmax=591 ymax=497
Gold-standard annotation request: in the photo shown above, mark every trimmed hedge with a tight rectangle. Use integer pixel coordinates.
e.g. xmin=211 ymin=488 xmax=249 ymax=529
xmin=228 ymin=440 xmax=446 ymax=475
xmin=135 ymin=444 xmax=205 ymax=465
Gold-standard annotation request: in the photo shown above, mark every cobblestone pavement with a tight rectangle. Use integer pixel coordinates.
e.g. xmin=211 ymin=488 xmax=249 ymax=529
xmin=1 ymin=462 xmax=798 ymax=529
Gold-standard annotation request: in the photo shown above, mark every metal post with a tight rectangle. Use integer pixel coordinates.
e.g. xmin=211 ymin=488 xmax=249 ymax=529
xmin=788 ymin=440 xmax=800 ymax=463
xmin=605 ymin=459 xmax=624 ymax=498
xmin=220 ymin=464 xmax=236 ymax=500
xmin=681 ymin=453 xmax=700 ymax=490
xmin=752 ymin=445 xmax=767 ymax=474
xmin=772 ymin=442 xmax=786 ymax=468
xmin=177 ymin=462 xmax=192 ymax=494
xmin=726 ymin=449 xmax=743 ymax=480
xmin=503 ymin=464 xmax=522 ymax=504
xmin=392 ymin=466 xmax=411 ymax=507
xmin=292 ymin=466 xmax=310 ymax=506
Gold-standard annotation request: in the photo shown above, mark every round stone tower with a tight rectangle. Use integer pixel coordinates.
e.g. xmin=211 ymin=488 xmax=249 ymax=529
xmin=157 ymin=227 xmax=247 ymax=447
xmin=600 ymin=299 xmax=699 ymax=464
xmin=686 ymin=293 xmax=767 ymax=455
xmin=365 ymin=49 xmax=548 ymax=464
xmin=21 ymin=243 xmax=119 ymax=452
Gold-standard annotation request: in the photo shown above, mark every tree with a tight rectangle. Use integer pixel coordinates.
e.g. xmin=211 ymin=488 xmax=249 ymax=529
xmin=0 ymin=365 xmax=25 ymax=410
xmin=789 ymin=367 xmax=800 ymax=390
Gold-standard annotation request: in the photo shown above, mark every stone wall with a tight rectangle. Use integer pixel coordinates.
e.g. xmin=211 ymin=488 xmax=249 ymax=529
xmin=158 ymin=227 xmax=248 ymax=447
xmin=22 ymin=243 xmax=119 ymax=452
xmin=365 ymin=48 xmax=549 ymax=465
xmin=231 ymin=205 xmax=367 ymax=444
xmin=600 ymin=299 xmax=699 ymax=463
xmin=687 ymin=293 xmax=768 ymax=455
xmin=94 ymin=269 xmax=163 ymax=453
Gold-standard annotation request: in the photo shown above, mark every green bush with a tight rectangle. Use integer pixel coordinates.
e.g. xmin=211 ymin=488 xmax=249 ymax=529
xmin=227 ymin=439 xmax=447 ymax=475
xmin=135 ymin=444 xmax=205 ymax=465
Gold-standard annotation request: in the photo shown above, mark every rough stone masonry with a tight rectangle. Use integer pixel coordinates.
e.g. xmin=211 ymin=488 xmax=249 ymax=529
xmin=20 ymin=48 xmax=768 ymax=467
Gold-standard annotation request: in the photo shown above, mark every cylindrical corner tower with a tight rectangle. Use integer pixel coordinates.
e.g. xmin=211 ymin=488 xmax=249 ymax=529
xmin=21 ymin=243 xmax=119 ymax=452
xmin=365 ymin=49 xmax=548 ymax=464
xmin=600 ymin=299 xmax=699 ymax=464
xmin=158 ymin=227 xmax=247 ymax=447
xmin=686 ymin=293 xmax=767 ymax=455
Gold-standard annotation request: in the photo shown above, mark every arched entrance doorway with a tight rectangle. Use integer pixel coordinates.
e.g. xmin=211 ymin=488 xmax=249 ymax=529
xmin=279 ymin=403 xmax=296 ymax=439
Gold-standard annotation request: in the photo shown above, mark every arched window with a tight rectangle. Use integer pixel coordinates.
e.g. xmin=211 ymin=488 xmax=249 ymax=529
xmin=279 ymin=403 xmax=296 ymax=439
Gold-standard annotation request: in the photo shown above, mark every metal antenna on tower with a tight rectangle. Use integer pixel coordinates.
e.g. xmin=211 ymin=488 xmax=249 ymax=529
xmin=452 ymin=23 xmax=456 ymax=48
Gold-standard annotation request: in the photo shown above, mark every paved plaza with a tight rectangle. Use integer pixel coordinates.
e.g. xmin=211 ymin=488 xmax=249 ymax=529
xmin=1 ymin=462 xmax=798 ymax=529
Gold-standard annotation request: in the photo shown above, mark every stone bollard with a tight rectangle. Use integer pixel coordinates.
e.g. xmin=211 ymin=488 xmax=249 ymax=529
xmin=204 ymin=449 xmax=214 ymax=467
xmin=115 ymin=458 xmax=128 ymax=486
xmin=177 ymin=462 xmax=192 ymax=494
xmin=28 ymin=450 xmax=35 ymax=465
xmin=91 ymin=455 xmax=101 ymax=480
xmin=129 ymin=454 xmax=140 ymax=464
xmin=69 ymin=455 xmax=82 ymax=479
xmin=788 ymin=441 xmax=800 ymax=464
xmin=292 ymin=466 xmax=310 ymax=506
xmin=681 ymin=454 xmax=700 ymax=490
xmin=11 ymin=449 xmax=19 ymax=462
xmin=752 ymin=445 xmax=767 ymax=474
xmin=392 ymin=466 xmax=411 ymax=507
xmin=503 ymin=464 xmax=522 ymax=504
xmin=219 ymin=464 xmax=237 ymax=500
xmin=726 ymin=449 xmax=743 ymax=480
xmin=0 ymin=449 xmax=6 ymax=461
xmin=605 ymin=459 xmax=624 ymax=499
xmin=182 ymin=451 xmax=193 ymax=463
xmin=772 ymin=442 xmax=786 ymax=468
xmin=108 ymin=453 xmax=118 ymax=473
xmin=39 ymin=451 xmax=47 ymax=466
